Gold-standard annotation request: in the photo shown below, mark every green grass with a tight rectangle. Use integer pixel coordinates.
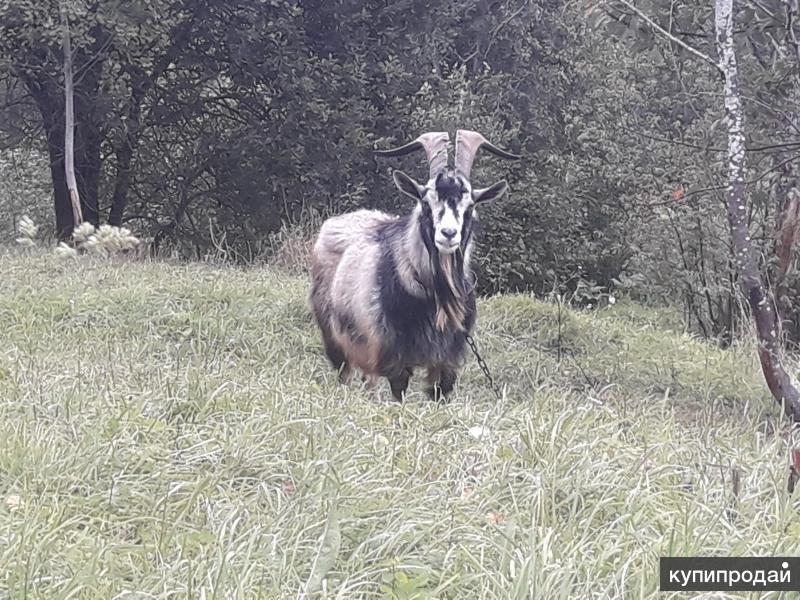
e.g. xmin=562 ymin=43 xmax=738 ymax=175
xmin=0 ymin=249 xmax=799 ymax=599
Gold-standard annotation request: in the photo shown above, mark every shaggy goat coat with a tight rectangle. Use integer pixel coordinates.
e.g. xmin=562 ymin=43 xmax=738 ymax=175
xmin=310 ymin=177 xmax=477 ymax=396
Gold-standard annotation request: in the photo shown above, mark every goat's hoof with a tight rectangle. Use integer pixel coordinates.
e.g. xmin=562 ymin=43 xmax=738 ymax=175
xmin=426 ymin=387 xmax=448 ymax=404
xmin=338 ymin=366 xmax=353 ymax=384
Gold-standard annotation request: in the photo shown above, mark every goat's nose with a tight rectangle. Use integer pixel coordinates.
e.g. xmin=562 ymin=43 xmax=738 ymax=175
xmin=441 ymin=228 xmax=457 ymax=240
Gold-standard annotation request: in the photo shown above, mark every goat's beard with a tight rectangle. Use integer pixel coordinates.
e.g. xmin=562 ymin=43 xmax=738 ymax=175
xmin=435 ymin=251 xmax=467 ymax=332
xmin=419 ymin=215 xmax=468 ymax=332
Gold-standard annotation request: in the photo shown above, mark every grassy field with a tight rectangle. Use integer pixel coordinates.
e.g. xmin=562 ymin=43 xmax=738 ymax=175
xmin=1 ymin=249 xmax=799 ymax=599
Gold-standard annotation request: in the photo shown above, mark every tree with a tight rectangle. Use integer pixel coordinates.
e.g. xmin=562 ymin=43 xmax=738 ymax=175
xmin=595 ymin=0 xmax=800 ymax=419
xmin=60 ymin=0 xmax=83 ymax=227
xmin=0 ymin=0 xmax=190 ymax=238
xmin=715 ymin=0 xmax=800 ymax=420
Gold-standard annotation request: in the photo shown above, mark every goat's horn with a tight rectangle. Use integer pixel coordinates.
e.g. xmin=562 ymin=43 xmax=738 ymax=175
xmin=455 ymin=130 xmax=520 ymax=180
xmin=375 ymin=131 xmax=450 ymax=180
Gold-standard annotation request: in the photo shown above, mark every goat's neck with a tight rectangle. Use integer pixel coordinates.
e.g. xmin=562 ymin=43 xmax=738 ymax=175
xmin=396 ymin=205 xmax=430 ymax=289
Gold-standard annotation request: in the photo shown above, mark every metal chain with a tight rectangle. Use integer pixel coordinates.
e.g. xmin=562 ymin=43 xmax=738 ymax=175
xmin=465 ymin=333 xmax=503 ymax=400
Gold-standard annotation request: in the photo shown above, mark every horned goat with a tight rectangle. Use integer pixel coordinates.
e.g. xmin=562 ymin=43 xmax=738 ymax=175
xmin=310 ymin=130 xmax=518 ymax=400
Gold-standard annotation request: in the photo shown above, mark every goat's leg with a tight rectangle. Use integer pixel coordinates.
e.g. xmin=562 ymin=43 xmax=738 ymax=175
xmin=322 ymin=336 xmax=352 ymax=383
xmin=388 ymin=367 xmax=413 ymax=402
xmin=426 ymin=366 xmax=457 ymax=403
xmin=359 ymin=373 xmax=382 ymax=401
xmin=311 ymin=278 xmax=352 ymax=382
xmin=336 ymin=362 xmax=353 ymax=384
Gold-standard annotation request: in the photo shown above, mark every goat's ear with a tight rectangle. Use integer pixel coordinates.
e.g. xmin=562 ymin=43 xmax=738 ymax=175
xmin=472 ymin=180 xmax=508 ymax=204
xmin=393 ymin=170 xmax=426 ymax=200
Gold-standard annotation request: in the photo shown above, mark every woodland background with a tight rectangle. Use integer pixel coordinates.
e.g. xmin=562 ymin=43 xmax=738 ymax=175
xmin=2 ymin=0 xmax=800 ymax=346
xmin=5 ymin=3 xmax=800 ymax=593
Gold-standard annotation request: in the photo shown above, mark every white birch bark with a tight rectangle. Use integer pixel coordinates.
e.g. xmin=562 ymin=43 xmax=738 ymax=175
xmin=60 ymin=0 xmax=83 ymax=229
xmin=716 ymin=0 xmax=800 ymax=420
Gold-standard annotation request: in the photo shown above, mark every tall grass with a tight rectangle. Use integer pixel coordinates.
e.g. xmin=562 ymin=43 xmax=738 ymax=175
xmin=0 ymin=249 xmax=798 ymax=599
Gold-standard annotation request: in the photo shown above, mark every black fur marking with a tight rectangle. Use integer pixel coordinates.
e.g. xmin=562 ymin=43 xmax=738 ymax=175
xmin=435 ymin=173 xmax=464 ymax=203
xmin=434 ymin=174 xmax=463 ymax=220
xmin=323 ymin=335 xmax=347 ymax=370
xmin=420 ymin=201 xmax=433 ymax=221
xmin=461 ymin=206 xmax=475 ymax=249
xmin=389 ymin=367 xmax=413 ymax=401
xmin=447 ymin=198 xmax=460 ymax=217
xmin=428 ymin=368 xmax=457 ymax=402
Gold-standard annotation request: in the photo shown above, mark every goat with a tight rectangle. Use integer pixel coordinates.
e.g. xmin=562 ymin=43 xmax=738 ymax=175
xmin=310 ymin=130 xmax=518 ymax=400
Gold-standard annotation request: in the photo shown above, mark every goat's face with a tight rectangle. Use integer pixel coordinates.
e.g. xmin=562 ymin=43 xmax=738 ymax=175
xmin=393 ymin=169 xmax=510 ymax=255
xmin=427 ymin=173 xmax=469 ymax=254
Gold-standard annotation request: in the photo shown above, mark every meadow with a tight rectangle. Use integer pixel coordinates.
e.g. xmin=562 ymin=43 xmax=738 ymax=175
xmin=0 ymin=249 xmax=798 ymax=599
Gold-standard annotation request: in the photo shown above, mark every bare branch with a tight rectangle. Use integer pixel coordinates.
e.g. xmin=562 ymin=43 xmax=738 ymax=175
xmin=614 ymin=0 xmax=722 ymax=72
xmin=646 ymin=153 xmax=800 ymax=207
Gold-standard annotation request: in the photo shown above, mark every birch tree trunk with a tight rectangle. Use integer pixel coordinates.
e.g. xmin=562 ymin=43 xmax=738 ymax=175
xmin=60 ymin=0 xmax=83 ymax=230
xmin=715 ymin=0 xmax=800 ymax=420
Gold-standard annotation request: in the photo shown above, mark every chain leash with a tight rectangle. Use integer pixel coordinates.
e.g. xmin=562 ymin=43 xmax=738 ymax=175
xmin=465 ymin=333 xmax=503 ymax=400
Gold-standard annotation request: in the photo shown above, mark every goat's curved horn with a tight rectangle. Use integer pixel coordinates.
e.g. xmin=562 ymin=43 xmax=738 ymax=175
xmin=455 ymin=130 xmax=520 ymax=180
xmin=375 ymin=131 xmax=450 ymax=180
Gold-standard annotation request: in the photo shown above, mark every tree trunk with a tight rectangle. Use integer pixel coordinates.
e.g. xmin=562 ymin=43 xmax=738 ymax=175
xmin=715 ymin=0 xmax=800 ymax=421
xmin=108 ymin=134 xmax=136 ymax=227
xmin=47 ymin=123 xmax=74 ymax=238
xmin=109 ymin=76 xmax=146 ymax=226
xmin=72 ymin=22 xmax=110 ymax=227
xmin=13 ymin=10 xmax=108 ymax=238
xmin=74 ymin=101 xmax=102 ymax=226
xmin=60 ymin=1 xmax=83 ymax=229
xmin=16 ymin=67 xmax=73 ymax=239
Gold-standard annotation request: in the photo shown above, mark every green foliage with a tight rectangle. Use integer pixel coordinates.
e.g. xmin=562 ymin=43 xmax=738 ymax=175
xmin=0 ymin=149 xmax=52 ymax=241
xmin=0 ymin=0 xmax=638 ymax=296
xmin=5 ymin=0 xmax=800 ymax=339
xmin=583 ymin=0 xmax=800 ymax=342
